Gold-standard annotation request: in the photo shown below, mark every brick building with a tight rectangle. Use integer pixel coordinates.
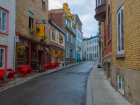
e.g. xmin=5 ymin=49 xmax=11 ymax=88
xmin=49 ymin=3 xmax=76 ymax=64
xmin=111 ymin=0 xmax=140 ymax=104
xmin=95 ymin=0 xmax=112 ymax=79
xmin=0 ymin=0 xmax=16 ymax=71
xmin=15 ymin=0 xmax=50 ymax=72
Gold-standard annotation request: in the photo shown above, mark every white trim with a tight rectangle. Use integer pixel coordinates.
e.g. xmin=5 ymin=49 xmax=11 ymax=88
xmin=0 ymin=10 xmax=7 ymax=32
xmin=117 ymin=75 xmax=124 ymax=94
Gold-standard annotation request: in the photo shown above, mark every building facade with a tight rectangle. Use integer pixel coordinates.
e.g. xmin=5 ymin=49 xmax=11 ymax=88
xmin=48 ymin=20 xmax=65 ymax=64
xmin=73 ymin=14 xmax=83 ymax=62
xmin=0 ymin=0 xmax=16 ymax=71
xmin=85 ymin=36 xmax=99 ymax=60
xmin=49 ymin=3 xmax=76 ymax=64
xmin=95 ymin=0 xmax=112 ymax=79
xmin=15 ymin=0 xmax=50 ymax=72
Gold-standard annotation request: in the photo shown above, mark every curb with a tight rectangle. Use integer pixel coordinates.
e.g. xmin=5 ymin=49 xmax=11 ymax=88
xmin=86 ymin=61 xmax=98 ymax=105
xmin=0 ymin=61 xmax=85 ymax=92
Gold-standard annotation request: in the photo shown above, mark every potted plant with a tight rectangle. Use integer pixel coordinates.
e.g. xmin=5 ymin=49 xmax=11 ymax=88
xmin=29 ymin=28 xmax=36 ymax=33
xmin=42 ymin=19 xmax=46 ymax=23
xmin=40 ymin=37 xmax=44 ymax=42
xmin=46 ymin=51 xmax=50 ymax=55
xmin=18 ymin=46 xmax=25 ymax=55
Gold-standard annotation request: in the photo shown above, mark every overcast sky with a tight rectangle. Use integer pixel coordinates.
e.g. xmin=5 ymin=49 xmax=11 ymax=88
xmin=49 ymin=0 xmax=98 ymax=38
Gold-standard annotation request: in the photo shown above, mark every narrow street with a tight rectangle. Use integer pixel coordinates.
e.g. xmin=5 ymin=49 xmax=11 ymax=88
xmin=0 ymin=61 xmax=96 ymax=105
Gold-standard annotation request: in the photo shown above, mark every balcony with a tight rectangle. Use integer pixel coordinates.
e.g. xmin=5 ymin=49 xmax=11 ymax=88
xmin=94 ymin=0 xmax=106 ymax=22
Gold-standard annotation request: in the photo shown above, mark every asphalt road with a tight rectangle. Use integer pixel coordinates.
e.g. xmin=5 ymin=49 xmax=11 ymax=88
xmin=0 ymin=61 xmax=96 ymax=105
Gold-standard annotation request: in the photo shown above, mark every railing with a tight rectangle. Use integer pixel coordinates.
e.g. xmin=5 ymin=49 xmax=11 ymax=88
xmin=96 ymin=0 xmax=106 ymax=8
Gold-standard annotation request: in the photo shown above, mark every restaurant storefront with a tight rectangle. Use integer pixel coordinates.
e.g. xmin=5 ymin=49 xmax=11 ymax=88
xmin=15 ymin=32 xmax=50 ymax=73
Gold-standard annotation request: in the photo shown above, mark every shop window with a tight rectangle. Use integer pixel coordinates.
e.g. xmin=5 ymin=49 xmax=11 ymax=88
xmin=0 ymin=48 xmax=5 ymax=68
xmin=52 ymin=29 xmax=55 ymax=40
xmin=42 ymin=0 xmax=45 ymax=11
xmin=117 ymin=75 xmax=124 ymax=94
xmin=29 ymin=12 xmax=34 ymax=28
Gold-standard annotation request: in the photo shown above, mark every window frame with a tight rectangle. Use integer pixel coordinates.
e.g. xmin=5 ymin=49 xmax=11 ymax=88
xmin=0 ymin=47 xmax=5 ymax=69
xmin=0 ymin=7 xmax=9 ymax=34
xmin=42 ymin=0 xmax=46 ymax=11
xmin=52 ymin=28 xmax=55 ymax=40
xmin=117 ymin=75 xmax=124 ymax=94
xmin=29 ymin=12 xmax=34 ymax=29
xmin=0 ymin=45 xmax=7 ymax=70
xmin=117 ymin=5 xmax=124 ymax=54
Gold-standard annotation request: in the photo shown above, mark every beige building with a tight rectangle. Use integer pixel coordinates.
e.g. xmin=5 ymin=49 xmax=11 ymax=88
xmin=48 ymin=20 xmax=65 ymax=64
xmin=111 ymin=0 xmax=140 ymax=104
xmin=15 ymin=0 xmax=50 ymax=72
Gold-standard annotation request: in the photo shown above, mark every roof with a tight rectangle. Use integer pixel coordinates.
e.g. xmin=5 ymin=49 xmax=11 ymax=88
xmin=83 ymin=36 xmax=98 ymax=41
xmin=49 ymin=20 xmax=65 ymax=35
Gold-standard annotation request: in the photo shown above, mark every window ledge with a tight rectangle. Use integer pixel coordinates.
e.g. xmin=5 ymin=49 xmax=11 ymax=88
xmin=115 ymin=54 xmax=125 ymax=58
xmin=103 ymin=46 xmax=106 ymax=50
xmin=0 ymin=31 xmax=8 ymax=35
xmin=42 ymin=9 xmax=46 ymax=13
xmin=107 ymin=38 xmax=111 ymax=45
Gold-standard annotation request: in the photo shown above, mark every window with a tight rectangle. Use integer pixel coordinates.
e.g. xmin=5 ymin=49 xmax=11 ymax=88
xmin=52 ymin=29 xmax=55 ymax=40
xmin=87 ymin=42 xmax=88 ymax=45
xmin=93 ymin=46 xmax=94 ymax=51
xmin=42 ymin=0 xmax=45 ymax=11
xmin=0 ymin=9 xmax=7 ymax=32
xmin=108 ymin=5 xmax=111 ymax=39
xmin=73 ymin=50 xmax=75 ymax=58
xmin=66 ymin=19 xmax=67 ymax=25
xmin=87 ymin=54 xmax=88 ymax=58
xmin=59 ymin=34 xmax=63 ymax=44
xmin=97 ymin=45 xmax=98 ymax=50
xmin=93 ymin=53 xmax=94 ymax=58
xmin=71 ymin=35 xmax=73 ymax=44
xmin=117 ymin=6 xmax=124 ymax=53
xmin=87 ymin=47 xmax=88 ymax=52
xmin=117 ymin=75 xmax=124 ymax=94
xmin=93 ymin=40 xmax=94 ymax=43
xmin=0 ymin=48 xmax=5 ymax=68
xmin=29 ymin=12 xmax=34 ymax=28
xmin=95 ymin=46 xmax=96 ymax=50
xmin=67 ymin=32 xmax=69 ymax=42
xmin=95 ymin=53 xmax=96 ymax=58
xmin=97 ymin=53 xmax=98 ymax=58
xmin=95 ymin=39 xmax=96 ymax=43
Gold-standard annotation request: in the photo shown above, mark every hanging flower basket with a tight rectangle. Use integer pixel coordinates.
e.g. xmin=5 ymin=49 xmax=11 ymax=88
xmin=18 ymin=46 xmax=25 ymax=55
xmin=98 ymin=22 xmax=101 ymax=26
xmin=46 ymin=51 xmax=50 ymax=55
xmin=29 ymin=28 xmax=36 ymax=33
xmin=77 ymin=46 xmax=81 ymax=51
xmin=40 ymin=38 xmax=44 ymax=42
xmin=40 ymin=35 xmax=47 ymax=42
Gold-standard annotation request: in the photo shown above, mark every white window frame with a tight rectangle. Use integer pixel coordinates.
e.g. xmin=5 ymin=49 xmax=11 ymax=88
xmin=0 ymin=48 xmax=5 ymax=69
xmin=0 ymin=10 xmax=7 ymax=32
xmin=117 ymin=6 xmax=124 ymax=54
xmin=117 ymin=75 xmax=124 ymax=94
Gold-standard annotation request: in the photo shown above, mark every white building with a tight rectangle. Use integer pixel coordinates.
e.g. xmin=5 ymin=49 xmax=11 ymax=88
xmin=0 ymin=0 xmax=16 ymax=71
xmin=73 ymin=14 xmax=83 ymax=62
xmin=84 ymin=36 xmax=99 ymax=60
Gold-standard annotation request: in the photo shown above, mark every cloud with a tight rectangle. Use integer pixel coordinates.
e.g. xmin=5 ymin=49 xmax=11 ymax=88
xmin=49 ymin=0 xmax=62 ymax=10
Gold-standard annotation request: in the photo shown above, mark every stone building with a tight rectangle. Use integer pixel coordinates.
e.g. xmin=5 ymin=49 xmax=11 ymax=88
xmin=73 ymin=14 xmax=83 ymax=62
xmin=84 ymin=36 xmax=99 ymax=60
xmin=48 ymin=20 xmax=65 ymax=65
xmin=0 ymin=0 xmax=16 ymax=71
xmin=94 ymin=0 xmax=112 ymax=79
xmin=49 ymin=3 xmax=76 ymax=64
xmin=15 ymin=0 xmax=50 ymax=72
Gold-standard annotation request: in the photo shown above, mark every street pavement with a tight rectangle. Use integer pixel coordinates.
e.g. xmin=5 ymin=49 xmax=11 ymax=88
xmin=0 ymin=61 xmax=96 ymax=105
xmin=89 ymin=61 xmax=131 ymax=105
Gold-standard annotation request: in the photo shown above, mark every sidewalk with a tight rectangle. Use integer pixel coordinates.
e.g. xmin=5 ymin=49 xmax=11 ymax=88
xmin=87 ymin=61 xmax=131 ymax=105
xmin=0 ymin=61 xmax=84 ymax=92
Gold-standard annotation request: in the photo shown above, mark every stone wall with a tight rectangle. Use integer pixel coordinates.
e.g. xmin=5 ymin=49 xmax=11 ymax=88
xmin=16 ymin=0 xmax=49 ymax=43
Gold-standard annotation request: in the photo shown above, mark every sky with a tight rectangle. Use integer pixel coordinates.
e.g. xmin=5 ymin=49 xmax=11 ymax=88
xmin=49 ymin=0 xmax=98 ymax=38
